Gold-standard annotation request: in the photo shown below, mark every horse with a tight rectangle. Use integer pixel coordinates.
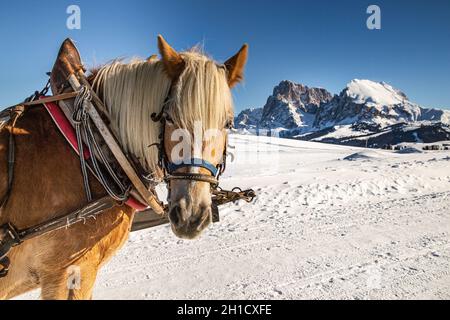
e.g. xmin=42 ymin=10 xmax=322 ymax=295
xmin=0 ymin=35 xmax=248 ymax=300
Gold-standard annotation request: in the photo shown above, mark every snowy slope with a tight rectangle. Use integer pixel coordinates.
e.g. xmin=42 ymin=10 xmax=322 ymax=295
xmin=17 ymin=134 xmax=450 ymax=300
xmin=345 ymin=80 xmax=450 ymax=125
xmin=314 ymin=79 xmax=425 ymax=128
xmin=346 ymin=79 xmax=407 ymax=106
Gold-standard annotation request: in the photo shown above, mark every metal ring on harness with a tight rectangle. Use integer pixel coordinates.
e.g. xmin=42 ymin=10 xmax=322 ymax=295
xmin=0 ymin=257 xmax=10 ymax=278
xmin=0 ymin=224 xmax=21 ymax=278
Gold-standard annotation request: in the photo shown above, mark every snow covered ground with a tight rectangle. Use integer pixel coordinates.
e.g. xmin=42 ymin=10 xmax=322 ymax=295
xmin=19 ymin=134 xmax=450 ymax=299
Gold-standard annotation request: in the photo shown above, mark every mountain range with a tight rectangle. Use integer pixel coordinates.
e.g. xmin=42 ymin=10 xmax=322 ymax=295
xmin=235 ymin=79 xmax=450 ymax=147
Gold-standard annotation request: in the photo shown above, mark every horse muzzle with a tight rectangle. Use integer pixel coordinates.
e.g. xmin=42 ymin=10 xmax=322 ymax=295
xmin=168 ymin=201 xmax=212 ymax=239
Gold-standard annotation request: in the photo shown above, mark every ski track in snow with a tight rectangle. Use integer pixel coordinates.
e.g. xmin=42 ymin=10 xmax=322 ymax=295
xmin=17 ymin=135 xmax=450 ymax=300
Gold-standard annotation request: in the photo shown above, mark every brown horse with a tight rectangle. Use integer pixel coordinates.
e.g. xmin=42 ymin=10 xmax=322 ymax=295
xmin=0 ymin=36 xmax=248 ymax=300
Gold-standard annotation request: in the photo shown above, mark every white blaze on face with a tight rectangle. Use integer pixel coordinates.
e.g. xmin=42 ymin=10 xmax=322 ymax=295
xmin=170 ymin=126 xmax=192 ymax=165
xmin=165 ymin=122 xmax=227 ymax=238
xmin=168 ymin=121 xmax=226 ymax=169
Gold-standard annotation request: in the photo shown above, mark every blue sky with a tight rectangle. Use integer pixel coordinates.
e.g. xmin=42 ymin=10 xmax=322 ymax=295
xmin=0 ymin=0 xmax=449 ymax=111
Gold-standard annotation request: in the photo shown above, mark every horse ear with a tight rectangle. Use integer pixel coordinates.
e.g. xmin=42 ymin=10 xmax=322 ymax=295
xmin=224 ymin=44 xmax=249 ymax=88
xmin=157 ymin=35 xmax=184 ymax=80
xmin=147 ymin=54 xmax=158 ymax=62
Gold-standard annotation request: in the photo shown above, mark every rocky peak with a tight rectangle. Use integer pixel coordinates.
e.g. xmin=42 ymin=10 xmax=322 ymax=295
xmin=234 ymin=107 xmax=263 ymax=129
xmin=271 ymin=80 xmax=333 ymax=111
xmin=260 ymin=80 xmax=333 ymax=129
xmin=272 ymin=80 xmax=307 ymax=101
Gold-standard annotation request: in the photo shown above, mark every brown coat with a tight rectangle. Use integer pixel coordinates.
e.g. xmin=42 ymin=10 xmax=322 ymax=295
xmin=0 ymin=105 xmax=134 ymax=300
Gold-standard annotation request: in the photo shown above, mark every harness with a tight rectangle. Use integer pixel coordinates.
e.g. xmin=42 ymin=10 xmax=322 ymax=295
xmin=150 ymin=105 xmax=227 ymax=189
xmin=0 ymin=72 xmax=255 ymax=278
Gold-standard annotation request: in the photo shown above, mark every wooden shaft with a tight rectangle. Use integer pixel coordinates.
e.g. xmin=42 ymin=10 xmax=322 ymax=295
xmin=21 ymin=92 xmax=79 ymax=107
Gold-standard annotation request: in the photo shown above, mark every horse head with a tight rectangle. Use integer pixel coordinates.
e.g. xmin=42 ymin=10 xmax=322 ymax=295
xmin=157 ymin=36 xmax=248 ymax=239
xmin=93 ymin=36 xmax=248 ymax=239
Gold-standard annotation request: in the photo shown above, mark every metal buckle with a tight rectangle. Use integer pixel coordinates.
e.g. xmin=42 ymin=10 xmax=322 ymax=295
xmin=0 ymin=223 xmax=20 ymax=278
xmin=0 ymin=256 xmax=10 ymax=278
xmin=211 ymin=202 xmax=220 ymax=223
xmin=0 ymin=223 xmax=21 ymax=260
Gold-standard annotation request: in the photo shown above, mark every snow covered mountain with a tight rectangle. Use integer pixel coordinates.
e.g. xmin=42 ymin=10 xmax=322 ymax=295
xmin=314 ymin=79 xmax=449 ymax=128
xmin=235 ymin=107 xmax=263 ymax=129
xmin=259 ymin=80 xmax=333 ymax=130
xmin=235 ymin=79 xmax=450 ymax=147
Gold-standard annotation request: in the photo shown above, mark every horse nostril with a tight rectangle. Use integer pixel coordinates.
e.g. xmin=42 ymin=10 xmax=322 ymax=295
xmin=169 ymin=206 xmax=182 ymax=225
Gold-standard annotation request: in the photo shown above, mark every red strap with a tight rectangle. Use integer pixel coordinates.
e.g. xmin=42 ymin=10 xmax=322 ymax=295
xmin=125 ymin=197 xmax=148 ymax=212
xmin=41 ymin=98 xmax=149 ymax=212
xmin=43 ymin=99 xmax=91 ymax=159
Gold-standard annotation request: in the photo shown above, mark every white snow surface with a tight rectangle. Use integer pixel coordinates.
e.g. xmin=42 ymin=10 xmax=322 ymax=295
xmin=347 ymin=79 xmax=407 ymax=106
xmin=17 ymin=134 xmax=450 ymax=300
xmin=311 ymin=125 xmax=368 ymax=141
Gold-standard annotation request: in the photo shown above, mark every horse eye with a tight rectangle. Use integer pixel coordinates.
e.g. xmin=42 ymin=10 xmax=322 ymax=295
xmin=225 ymin=120 xmax=234 ymax=129
xmin=165 ymin=115 xmax=174 ymax=125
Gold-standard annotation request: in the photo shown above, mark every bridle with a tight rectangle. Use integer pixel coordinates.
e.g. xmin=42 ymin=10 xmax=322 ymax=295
xmin=149 ymin=63 xmax=232 ymax=191
xmin=148 ymin=63 xmax=235 ymax=193
xmin=150 ymin=102 xmax=228 ymax=191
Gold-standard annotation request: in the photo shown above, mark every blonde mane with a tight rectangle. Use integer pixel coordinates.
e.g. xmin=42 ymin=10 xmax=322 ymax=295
xmin=92 ymin=50 xmax=234 ymax=172
xmin=167 ymin=51 xmax=234 ymax=132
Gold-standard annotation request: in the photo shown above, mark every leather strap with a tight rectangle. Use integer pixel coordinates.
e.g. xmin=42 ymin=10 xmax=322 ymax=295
xmin=166 ymin=173 xmax=219 ymax=187
xmin=167 ymin=158 xmax=219 ymax=177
